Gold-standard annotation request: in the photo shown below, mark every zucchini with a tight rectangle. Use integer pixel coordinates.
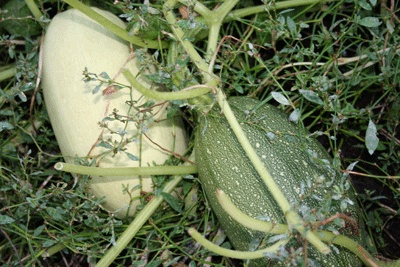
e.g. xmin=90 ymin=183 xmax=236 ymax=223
xmin=195 ymin=97 xmax=365 ymax=266
xmin=42 ymin=8 xmax=188 ymax=218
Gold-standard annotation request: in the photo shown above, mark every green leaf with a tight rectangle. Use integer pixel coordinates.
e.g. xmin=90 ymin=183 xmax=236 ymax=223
xmin=286 ymin=16 xmax=296 ymax=34
xmin=366 ymin=119 xmax=379 ymax=155
xmin=0 ymin=214 xmax=15 ymax=224
xmin=299 ymin=89 xmax=324 ymax=105
xmin=359 ymin=0 xmax=372 ymax=10
xmin=271 ymin=92 xmax=290 ymax=105
xmin=125 ymin=151 xmax=139 ymax=161
xmin=358 ymin=17 xmax=382 ymax=28
xmin=288 ymin=109 xmax=300 ymax=123
xmin=161 ymin=192 xmax=182 ymax=213
xmin=33 ymin=225 xmax=45 ymax=236
xmin=0 ymin=121 xmax=14 ymax=132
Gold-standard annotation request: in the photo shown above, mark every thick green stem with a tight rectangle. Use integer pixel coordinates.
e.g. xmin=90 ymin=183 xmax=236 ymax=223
xmin=215 ymin=89 xmax=331 ymax=254
xmin=62 ymin=0 xmax=166 ymax=49
xmin=216 ymin=190 xmax=392 ymax=267
xmin=123 ymin=69 xmax=213 ymax=100
xmin=95 ymin=153 xmax=195 ymax=267
xmin=54 ymin=162 xmax=197 ymax=176
xmin=163 ymin=0 xmax=216 ymax=84
xmin=25 ymin=0 xmax=43 ymax=21
xmin=204 ymin=0 xmax=240 ymax=62
xmin=0 ymin=64 xmax=16 ymax=82
xmin=216 ymin=190 xmax=287 ymax=234
xmin=223 ymin=0 xmax=328 ymax=23
xmin=188 ymin=228 xmax=290 ymax=259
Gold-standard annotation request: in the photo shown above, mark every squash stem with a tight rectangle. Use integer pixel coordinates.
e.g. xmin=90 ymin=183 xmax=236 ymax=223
xmin=217 ymin=189 xmax=386 ymax=266
xmin=188 ymin=228 xmax=290 ymax=260
xmin=123 ymin=69 xmax=213 ymax=100
xmin=24 ymin=0 xmax=43 ymax=21
xmin=215 ymin=89 xmax=331 ymax=254
xmin=216 ymin=190 xmax=287 ymax=234
xmin=222 ymin=0 xmax=329 ymax=23
xmin=95 ymin=172 xmax=185 ymax=267
xmin=54 ymin=162 xmax=197 ymax=176
xmin=62 ymin=0 xmax=166 ymax=49
xmin=204 ymin=0 xmax=240 ymax=62
xmin=163 ymin=0 xmax=217 ymax=84
xmin=0 ymin=64 xmax=16 ymax=82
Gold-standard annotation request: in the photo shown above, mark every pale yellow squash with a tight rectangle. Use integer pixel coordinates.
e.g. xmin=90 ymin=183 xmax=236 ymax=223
xmin=42 ymin=8 xmax=188 ymax=218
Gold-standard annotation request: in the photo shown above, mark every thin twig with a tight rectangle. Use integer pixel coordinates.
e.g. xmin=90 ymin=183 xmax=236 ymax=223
xmin=143 ymin=132 xmax=194 ymax=165
xmin=0 ymin=228 xmax=24 ymax=267
xmin=29 ymin=34 xmax=44 ymax=134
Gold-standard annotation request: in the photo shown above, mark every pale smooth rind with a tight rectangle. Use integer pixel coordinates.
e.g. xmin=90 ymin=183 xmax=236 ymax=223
xmin=42 ymin=8 xmax=188 ymax=218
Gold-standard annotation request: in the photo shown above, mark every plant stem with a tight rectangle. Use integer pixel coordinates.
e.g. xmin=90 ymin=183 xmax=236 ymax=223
xmin=123 ymin=69 xmax=213 ymax=100
xmin=188 ymin=228 xmax=290 ymax=259
xmin=54 ymin=162 xmax=197 ymax=176
xmin=95 ymin=153 xmax=195 ymax=267
xmin=216 ymin=190 xmax=287 ymax=234
xmin=216 ymin=189 xmax=383 ymax=266
xmin=0 ymin=64 xmax=16 ymax=82
xmin=215 ymin=89 xmax=331 ymax=254
xmin=25 ymin=0 xmax=43 ymax=21
xmin=205 ymin=0 xmax=240 ymax=62
xmin=62 ymin=0 xmax=166 ymax=49
xmin=163 ymin=0 xmax=216 ymax=84
xmin=223 ymin=0 xmax=329 ymax=23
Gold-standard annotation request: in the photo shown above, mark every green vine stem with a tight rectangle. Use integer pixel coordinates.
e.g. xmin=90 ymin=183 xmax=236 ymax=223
xmin=54 ymin=162 xmax=197 ymax=176
xmin=188 ymin=228 xmax=290 ymax=259
xmin=95 ymin=153 xmax=195 ymax=267
xmin=0 ymin=64 xmax=16 ymax=82
xmin=62 ymin=0 xmax=166 ymax=49
xmin=214 ymin=190 xmax=392 ymax=266
xmin=214 ymin=89 xmax=331 ymax=254
xmin=25 ymin=0 xmax=43 ymax=21
xmin=203 ymin=0 xmax=240 ymax=61
xmin=123 ymin=69 xmax=213 ymax=100
xmin=163 ymin=0 xmax=218 ymax=86
xmin=222 ymin=0 xmax=331 ymax=23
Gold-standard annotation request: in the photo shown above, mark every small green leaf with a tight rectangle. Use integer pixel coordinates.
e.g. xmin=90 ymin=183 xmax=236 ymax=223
xmin=42 ymin=239 xmax=57 ymax=247
xmin=358 ymin=17 xmax=382 ymax=28
xmin=366 ymin=119 xmax=379 ymax=155
xmin=271 ymin=92 xmax=290 ymax=105
xmin=161 ymin=192 xmax=182 ymax=213
xmin=286 ymin=16 xmax=296 ymax=34
xmin=288 ymin=109 xmax=300 ymax=123
xmin=99 ymin=72 xmax=110 ymax=79
xmin=125 ymin=152 xmax=139 ymax=161
xmin=369 ymin=0 xmax=377 ymax=6
xmin=33 ymin=225 xmax=45 ymax=236
xmin=96 ymin=141 xmax=113 ymax=149
xmin=0 ymin=214 xmax=15 ymax=224
xmin=299 ymin=89 xmax=324 ymax=105
xmin=359 ymin=0 xmax=372 ymax=10
xmin=0 ymin=121 xmax=14 ymax=132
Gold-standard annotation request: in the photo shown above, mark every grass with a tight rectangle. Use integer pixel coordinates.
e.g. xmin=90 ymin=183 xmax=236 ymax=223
xmin=0 ymin=0 xmax=399 ymax=266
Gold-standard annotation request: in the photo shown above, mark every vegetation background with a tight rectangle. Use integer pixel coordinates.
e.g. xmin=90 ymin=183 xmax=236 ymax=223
xmin=0 ymin=0 xmax=399 ymax=266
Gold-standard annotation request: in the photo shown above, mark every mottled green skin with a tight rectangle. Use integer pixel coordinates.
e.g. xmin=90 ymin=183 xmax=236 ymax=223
xmin=195 ymin=97 xmax=365 ymax=267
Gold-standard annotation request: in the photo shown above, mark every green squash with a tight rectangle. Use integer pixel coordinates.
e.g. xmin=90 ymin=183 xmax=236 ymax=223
xmin=195 ymin=96 xmax=365 ymax=266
